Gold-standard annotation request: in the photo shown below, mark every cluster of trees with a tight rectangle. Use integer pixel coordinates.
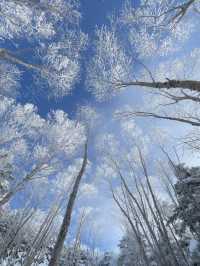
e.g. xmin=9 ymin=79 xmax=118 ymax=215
xmin=0 ymin=0 xmax=200 ymax=265
xmin=87 ymin=0 xmax=200 ymax=265
xmin=110 ymin=153 xmax=200 ymax=266
xmin=0 ymin=0 xmax=91 ymax=265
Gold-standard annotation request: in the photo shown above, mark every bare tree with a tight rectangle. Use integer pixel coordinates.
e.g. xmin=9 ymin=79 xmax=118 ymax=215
xmin=109 ymin=150 xmax=190 ymax=266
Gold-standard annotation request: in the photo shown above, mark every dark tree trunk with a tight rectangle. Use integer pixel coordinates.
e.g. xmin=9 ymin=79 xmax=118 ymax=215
xmin=49 ymin=142 xmax=88 ymax=266
xmin=117 ymin=79 xmax=200 ymax=92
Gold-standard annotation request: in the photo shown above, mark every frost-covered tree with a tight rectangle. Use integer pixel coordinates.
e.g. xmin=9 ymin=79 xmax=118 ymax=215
xmin=88 ymin=0 xmax=200 ymax=97
xmin=0 ymin=154 xmax=14 ymax=203
xmin=0 ymin=0 xmax=87 ymax=98
xmin=0 ymin=95 xmax=90 ymax=266
xmin=61 ymin=245 xmax=100 ymax=266
xmin=0 ymin=96 xmax=86 ymax=206
xmin=118 ymin=231 xmax=146 ymax=266
xmin=0 ymin=206 xmax=61 ymax=265
xmin=170 ymin=164 xmax=200 ymax=238
xmin=109 ymin=147 xmax=193 ymax=266
xmin=99 ymin=252 xmax=116 ymax=266
xmin=87 ymin=0 xmax=200 ymax=131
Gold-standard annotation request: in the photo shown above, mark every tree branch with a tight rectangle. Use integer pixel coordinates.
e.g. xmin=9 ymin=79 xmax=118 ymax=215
xmin=115 ymin=79 xmax=200 ymax=93
xmin=116 ymin=111 xmax=200 ymax=127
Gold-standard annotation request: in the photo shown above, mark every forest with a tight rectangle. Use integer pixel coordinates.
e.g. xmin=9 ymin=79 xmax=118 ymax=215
xmin=0 ymin=0 xmax=200 ymax=265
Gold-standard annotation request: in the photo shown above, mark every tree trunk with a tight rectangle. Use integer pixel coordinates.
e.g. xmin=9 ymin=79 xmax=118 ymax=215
xmin=48 ymin=142 xmax=88 ymax=266
xmin=117 ymin=79 xmax=200 ymax=92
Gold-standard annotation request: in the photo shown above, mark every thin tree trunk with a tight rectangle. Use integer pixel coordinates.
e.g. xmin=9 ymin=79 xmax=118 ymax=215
xmin=111 ymin=188 xmax=150 ymax=266
xmin=49 ymin=142 xmax=88 ymax=266
xmin=112 ymin=159 xmax=170 ymax=265
xmin=138 ymin=150 xmax=180 ymax=266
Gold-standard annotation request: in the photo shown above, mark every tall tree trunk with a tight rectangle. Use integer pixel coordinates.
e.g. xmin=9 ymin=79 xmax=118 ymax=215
xmin=117 ymin=79 xmax=200 ymax=92
xmin=49 ymin=142 xmax=88 ymax=266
